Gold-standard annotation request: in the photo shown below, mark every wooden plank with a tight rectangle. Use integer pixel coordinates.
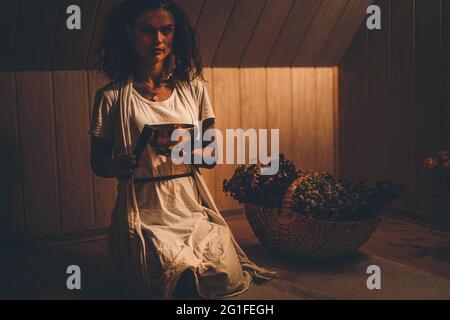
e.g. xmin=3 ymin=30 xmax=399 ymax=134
xmin=195 ymin=0 xmax=236 ymax=67
xmin=0 ymin=0 xmax=20 ymax=70
xmin=53 ymin=71 xmax=95 ymax=232
xmin=51 ymin=0 xmax=100 ymax=70
xmin=389 ymin=0 xmax=414 ymax=209
xmin=240 ymin=68 xmax=267 ymax=164
xmin=292 ymin=0 xmax=349 ymax=66
xmin=339 ymin=26 xmax=369 ymax=180
xmin=291 ymin=68 xmax=317 ymax=172
xmin=13 ymin=0 xmax=60 ymax=70
xmin=240 ymin=0 xmax=294 ymax=67
xmin=266 ymin=68 xmax=294 ymax=162
xmin=315 ymin=68 xmax=336 ymax=174
xmin=332 ymin=67 xmax=340 ymax=177
xmin=318 ymin=0 xmax=374 ymax=65
xmin=240 ymin=68 xmax=267 ymax=131
xmin=414 ymin=0 xmax=444 ymax=214
xmin=87 ymin=71 xmax=116 ymax=228
xmin=174 ymin=0 xmax=205 ymax=26
xmin=198 ymin=67 xmax=217 ymax=201
xmin=86 ymin=0 xmax=120 ymax=69
xmin=443 ymin=0 xmax=450 ymax=152
xmin=340 ymin=43 xmax=357 ymax=180
xmin=267 ymin=0 xmax=322 ymax=67
xmin=441 ymin=0 xmax=450 ymax=217
xmin=0 ymin=72 xmax=24 ymax=240
xmin=212 ymin=0 xmax=266 ymax=67
xmin=212 ymin=68 xmax=242 ymax=211
xmin=367 ymin=0 xmax=390 ymax=184
xmin=16 ymin=72 xmax=60 ymax=236
xmin=353 ymin=27 xmax=370 ymax=181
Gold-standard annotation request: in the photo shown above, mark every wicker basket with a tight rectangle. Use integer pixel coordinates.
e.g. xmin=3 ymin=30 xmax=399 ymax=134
xmin=243 ymin=176 xmax=381 ymax=260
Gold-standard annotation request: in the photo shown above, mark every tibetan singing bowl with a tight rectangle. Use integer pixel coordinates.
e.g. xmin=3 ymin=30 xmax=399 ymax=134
xmin=148 ymin=123 xmax=195 ymax=153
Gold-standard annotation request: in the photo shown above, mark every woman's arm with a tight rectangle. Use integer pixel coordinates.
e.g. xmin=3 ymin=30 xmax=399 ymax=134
xmin=90 ymin=136 xmax=136 ymax=179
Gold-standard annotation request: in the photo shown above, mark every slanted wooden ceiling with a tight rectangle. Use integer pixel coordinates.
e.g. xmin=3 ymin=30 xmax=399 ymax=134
xmin=0 ymin=0 xmax=372 ymax=70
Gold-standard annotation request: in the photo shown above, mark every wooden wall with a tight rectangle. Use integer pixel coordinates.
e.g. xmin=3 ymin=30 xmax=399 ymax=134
xmin=204 ymin=67 xmax=338 ymax=211
xmin=0 ymin=67 xmax=337 ymax=239
xmin=340 ymin=0 xmax=450 ymax=224
xmin=0 ymin=71 xmax=117 ymax=239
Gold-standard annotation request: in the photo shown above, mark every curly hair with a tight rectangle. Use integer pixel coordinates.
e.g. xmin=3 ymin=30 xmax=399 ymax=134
xmin=94 ymin=0 xmax=203 ymax=83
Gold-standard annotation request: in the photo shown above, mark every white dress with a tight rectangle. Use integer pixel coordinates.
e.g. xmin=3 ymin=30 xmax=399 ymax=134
xmin=89 ymin=77 xmax=275 ymax=299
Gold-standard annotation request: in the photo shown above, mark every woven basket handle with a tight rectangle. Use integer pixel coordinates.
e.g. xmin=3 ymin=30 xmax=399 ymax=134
xmin=277 ymin=176 xmax=306 ymax=225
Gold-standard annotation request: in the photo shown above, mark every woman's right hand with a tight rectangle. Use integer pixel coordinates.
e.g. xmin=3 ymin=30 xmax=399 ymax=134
xmin=112 ymin=153 xmax=137 ymax=180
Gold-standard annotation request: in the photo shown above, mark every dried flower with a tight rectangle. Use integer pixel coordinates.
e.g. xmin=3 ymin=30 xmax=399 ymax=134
xmin=424 ymin=150 xmax=450 ymax=199
xmin=223 ymin=153 xmax=299 ymax=208
xmin=444 ymin=160 xmax=450 ymax=169
xmin=424 ymin=157 xmax=438 ymax=169
xmin=291 ymin=174 xmax=403 ymax=222
xmin=223 ymin=154 xmax=404 ymax=222
xmin=438 ymin=150 xmax=449 ymax=160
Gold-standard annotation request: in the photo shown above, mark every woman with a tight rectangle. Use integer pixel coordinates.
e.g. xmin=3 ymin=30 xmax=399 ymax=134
xmin=89 ymin=0 xmax=275 ymax=299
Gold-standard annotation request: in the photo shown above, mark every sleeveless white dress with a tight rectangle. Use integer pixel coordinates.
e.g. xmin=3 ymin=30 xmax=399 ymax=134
xmin=89 ymin=77 xmax=276 ymax=299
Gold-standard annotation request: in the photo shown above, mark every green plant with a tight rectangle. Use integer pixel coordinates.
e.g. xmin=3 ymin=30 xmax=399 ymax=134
xmin=223 ymin=154 xmax=404 ymax=222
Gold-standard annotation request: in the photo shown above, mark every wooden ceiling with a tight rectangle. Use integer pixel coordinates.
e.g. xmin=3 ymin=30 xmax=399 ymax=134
xmin=0 ymin=0 xmax=372 ymax=70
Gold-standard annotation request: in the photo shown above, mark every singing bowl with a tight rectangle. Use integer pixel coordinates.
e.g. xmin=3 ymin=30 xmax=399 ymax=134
xmin=148 ymin=123 xmax=195 ymax=152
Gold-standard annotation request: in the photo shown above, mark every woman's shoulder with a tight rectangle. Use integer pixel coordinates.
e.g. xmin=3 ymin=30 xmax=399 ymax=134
xmin=177 ymin=77 xmax=208 ymax=99
xmin=94 ymin=80 xmax=122 ymax=106
xmin=191 ymin=77 xmax=208 ymax=92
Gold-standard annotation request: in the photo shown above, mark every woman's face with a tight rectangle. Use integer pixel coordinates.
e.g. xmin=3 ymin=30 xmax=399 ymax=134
xmin=127 ymin=8 xmax=175 ymax=66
